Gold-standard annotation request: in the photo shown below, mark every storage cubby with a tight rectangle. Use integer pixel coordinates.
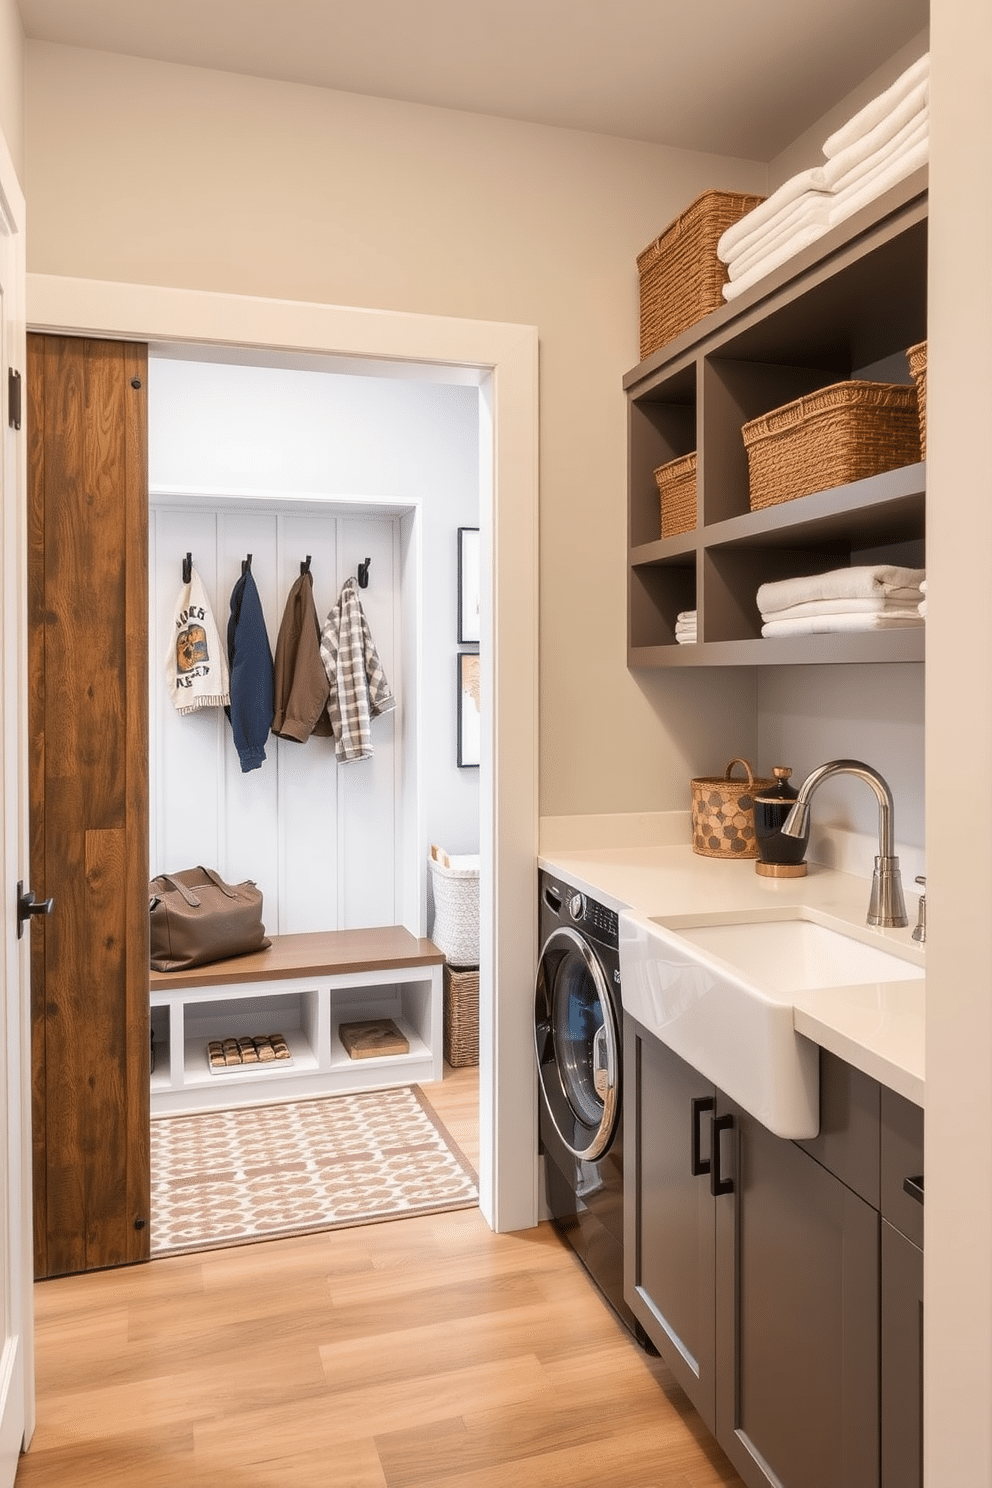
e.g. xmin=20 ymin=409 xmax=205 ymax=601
xmin=626 ymin=169 xmax=928 ymax=667
xmin=184 ymin=988 xmax=323 ymax=1083
xmin=149 ymin=928 xmax=444 ymax=1114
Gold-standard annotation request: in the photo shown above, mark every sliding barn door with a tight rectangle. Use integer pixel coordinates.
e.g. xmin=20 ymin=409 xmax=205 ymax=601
xmin=28 ymin=334 xmax=150 ymax=1277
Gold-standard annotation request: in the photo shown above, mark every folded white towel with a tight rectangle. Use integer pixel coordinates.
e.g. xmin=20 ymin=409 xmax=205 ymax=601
xmin=723 ymin=194 xmax=822 ymax=271
xmin=759 ymin=594 xmax=924 ymax=623
xmin=757 ymin=565 xmax=925 ymax=616
xmin=825 ymin=105 xmax=929 ymax=195
xmin=918 ymin=599 xmax=927 ymax=617
xmin=717 ymin=167 xmax=830 ymax=261
xmin=728 ymin=193 xmax=834 ymax=281
xmin=762 ymin=611 xmax=924 ymax=639
xmin=822 ymin=53 xmax=929 ymax=159
xmin=723 ymin=220 xmax=831 ymax=301
xmin=827 ymin=131 xmax=929 ymax=228
xmin=675 ymin=607 xmax=697 ymax=644
xmin=919 ymin=579 xmax=927 ymax=593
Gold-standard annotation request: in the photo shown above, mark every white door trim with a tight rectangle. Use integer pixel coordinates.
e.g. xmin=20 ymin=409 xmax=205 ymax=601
xmin=0 ymin=128 xmax=31 ymax=1481
xmin=26 ymin=272 xmax=540 ymax=1234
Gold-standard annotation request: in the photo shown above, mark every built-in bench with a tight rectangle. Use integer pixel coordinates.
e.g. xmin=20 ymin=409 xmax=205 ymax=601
xmin=150 ymin=927 xmax=445 ymax=1116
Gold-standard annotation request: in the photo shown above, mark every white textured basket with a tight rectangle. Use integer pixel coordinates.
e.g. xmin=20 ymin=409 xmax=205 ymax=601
xmin=428 ymin=845 xmax=480 ymax=968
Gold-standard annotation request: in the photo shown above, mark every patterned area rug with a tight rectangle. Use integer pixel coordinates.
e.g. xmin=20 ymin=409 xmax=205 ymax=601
xmin=150 ymin=1086 xmax=478 ymax=1258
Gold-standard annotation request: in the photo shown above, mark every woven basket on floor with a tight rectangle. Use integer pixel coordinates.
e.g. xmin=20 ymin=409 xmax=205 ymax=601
xmin=637 ymin=189 xmax=765 ymax=360
xmin=906 ymin=341 xmax=927 ymax=457
xmin=443 ymin=964 xmax=479 ymax=1068
xmin=742 ymin=381 xmax=921 ymax=511
xmin=654 ymin=451 xmax=697 ymax=537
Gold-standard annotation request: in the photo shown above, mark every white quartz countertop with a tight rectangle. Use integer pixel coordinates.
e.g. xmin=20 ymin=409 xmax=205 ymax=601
xmin=539 ymin=840 xmax=925 ymax=1108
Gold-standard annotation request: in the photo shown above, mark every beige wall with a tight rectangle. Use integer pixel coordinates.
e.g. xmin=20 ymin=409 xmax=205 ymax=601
xmin=0 ymin=0 xmax=22 ymax=178
xmin=23 ymin=40 xmax=762 ymax=818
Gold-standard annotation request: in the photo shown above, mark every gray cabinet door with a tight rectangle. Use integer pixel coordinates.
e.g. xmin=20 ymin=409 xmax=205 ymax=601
xmin=882 ymin=1220 xmax=923 ymax=1488
xmin=714 ymin=1098 xmax=880 ymax=1488
xmin=624 ymin=1015 xmax=716 ymax=1429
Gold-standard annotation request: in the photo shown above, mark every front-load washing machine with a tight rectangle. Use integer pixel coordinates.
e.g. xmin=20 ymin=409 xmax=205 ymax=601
xmin=535 ymin=867 xmax=639 ymax=1338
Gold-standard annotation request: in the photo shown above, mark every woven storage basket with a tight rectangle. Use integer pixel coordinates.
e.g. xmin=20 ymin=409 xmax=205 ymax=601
xmin=428 ymin=845 xmax=480 ymax=967
xmin=691 ymin=758 xmax=774 ymax=859
xmin=906 ymin=341 xmax=927 ymax=457
xmin=637 ymin=189 xmax=765 ymax=360
xmin=654 ymin=451 xmax=697 ymax=537
xmin=443 ymin=964 xmax=480 ymax=1068
xmin=742 ymin=381 xmax=921 ymax=512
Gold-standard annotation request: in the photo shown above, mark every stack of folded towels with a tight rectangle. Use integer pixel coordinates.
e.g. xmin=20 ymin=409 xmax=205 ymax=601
xmin=718 ymin=52 xmax=929 ymax=302
xmin=918 ymin=579 xmax=927 ymax=618
xmin=675 ymin=609 xmax=697 ymax=645
xmin=756 ymin=565 xmax=926 ymax=638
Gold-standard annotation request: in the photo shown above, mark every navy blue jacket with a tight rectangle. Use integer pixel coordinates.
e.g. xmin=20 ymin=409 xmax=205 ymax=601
xmin=226 ymin=566 xmax=275 ymax=772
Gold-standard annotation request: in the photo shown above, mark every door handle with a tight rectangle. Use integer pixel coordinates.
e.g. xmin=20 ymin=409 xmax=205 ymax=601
xmin=690 ymin=1095 xmax=714 ymax=1176
xmin=710 ymin=1112 xmax=735 ymax=1197
xmin=17 ymin=880 xmax=54 ymax=939
xmin=903 ymin=1174 xmax=924 ymax=1205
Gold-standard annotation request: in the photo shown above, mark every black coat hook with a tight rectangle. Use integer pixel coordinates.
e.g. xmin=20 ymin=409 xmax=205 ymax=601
xmin=301 ymin=554 xmax=312 ymax=576
xmin=182 ymin=552 xmax=192 ymax=584
xmin=357 ymin=557 xmax=371 ymax=589
xmin=242 ymin=553 xmax=253 ymax=576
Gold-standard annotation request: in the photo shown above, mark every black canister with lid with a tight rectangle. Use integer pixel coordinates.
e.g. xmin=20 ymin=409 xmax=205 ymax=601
xmin=754 ymin=766 xmax=809 ymax=877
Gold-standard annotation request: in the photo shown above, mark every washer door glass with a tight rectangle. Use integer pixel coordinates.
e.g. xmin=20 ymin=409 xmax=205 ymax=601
xmin=535 ymin=926 xmax=619 ymax=1161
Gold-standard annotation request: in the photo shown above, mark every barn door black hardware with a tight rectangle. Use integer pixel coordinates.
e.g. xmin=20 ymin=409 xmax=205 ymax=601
xmin=17 ymin=880 xmax=54 ymax=938
xmin=8 ymin=368 xmax=20 ymax=430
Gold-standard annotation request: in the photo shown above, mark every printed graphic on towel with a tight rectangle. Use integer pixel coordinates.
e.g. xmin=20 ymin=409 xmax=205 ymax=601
xmin=175 ymin=605 xmax=212 ymax=687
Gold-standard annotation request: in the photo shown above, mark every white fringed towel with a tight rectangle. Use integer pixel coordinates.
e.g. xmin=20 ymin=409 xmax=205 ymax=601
xmin=757 ymin=566 xmax=925 ymax=616
xmin=165 ymin=566 xmax=230 ymax=714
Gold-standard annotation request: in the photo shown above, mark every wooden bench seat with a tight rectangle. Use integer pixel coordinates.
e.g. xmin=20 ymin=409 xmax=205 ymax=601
xmin=150 ymin=926 xmax=445 ymax=991
xmin=149 ymin=926 xmax=445 ymax=1115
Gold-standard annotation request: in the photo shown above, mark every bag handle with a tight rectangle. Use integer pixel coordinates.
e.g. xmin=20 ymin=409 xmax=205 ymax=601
xmin=724 ymin=758 xmax=756 ymax=787
xmin=156 ymin=867 xmax=242 ymax=908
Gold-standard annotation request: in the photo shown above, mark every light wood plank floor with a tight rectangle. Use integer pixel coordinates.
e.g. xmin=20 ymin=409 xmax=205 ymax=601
xmin=16 ymin=1066 xmax=744 ymax=1487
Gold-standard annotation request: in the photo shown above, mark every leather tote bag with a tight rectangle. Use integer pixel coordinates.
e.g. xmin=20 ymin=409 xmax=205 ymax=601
xmin=149 ymin=866 xmax=271 ymax=972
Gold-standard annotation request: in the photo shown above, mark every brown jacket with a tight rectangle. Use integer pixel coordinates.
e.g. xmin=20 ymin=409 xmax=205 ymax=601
xmin=272 ymin=570 xmax=333 ymax=741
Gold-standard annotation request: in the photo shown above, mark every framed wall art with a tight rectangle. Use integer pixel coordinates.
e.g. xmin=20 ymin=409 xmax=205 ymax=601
xmin=457 ymin=527 xmax=480 ymax=644
xmin=457 ymin=652 xmax=481 ymax=768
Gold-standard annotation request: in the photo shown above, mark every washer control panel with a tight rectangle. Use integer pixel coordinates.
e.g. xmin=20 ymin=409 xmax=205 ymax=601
xmin=543 ymin=876 xmax=619 ymax=949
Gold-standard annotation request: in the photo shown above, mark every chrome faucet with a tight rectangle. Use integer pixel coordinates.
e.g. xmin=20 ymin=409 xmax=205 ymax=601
xmin=781 ymin=759 xmax=908 ymax=927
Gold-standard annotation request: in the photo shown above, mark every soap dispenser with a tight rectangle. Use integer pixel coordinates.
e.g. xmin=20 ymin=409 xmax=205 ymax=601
xmin=754 ymin=767 xmax=809 ymax=878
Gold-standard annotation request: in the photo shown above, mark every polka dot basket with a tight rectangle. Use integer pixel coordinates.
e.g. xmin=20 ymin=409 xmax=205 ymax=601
xmin=690 ymin=758 xmax=775 ymax=859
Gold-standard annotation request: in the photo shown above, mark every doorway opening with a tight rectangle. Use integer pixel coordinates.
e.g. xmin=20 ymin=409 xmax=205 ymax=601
xmin=27 ymin=271 xmax=540 ymax=1238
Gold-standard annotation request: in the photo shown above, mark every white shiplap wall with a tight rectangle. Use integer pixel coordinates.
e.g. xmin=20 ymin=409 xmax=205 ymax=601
xmin=149 ymin=502 xmax=404 ymax=934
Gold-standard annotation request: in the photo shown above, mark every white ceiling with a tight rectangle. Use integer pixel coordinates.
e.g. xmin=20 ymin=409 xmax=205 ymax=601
xmin=16 ymin=0 xmax=928 ymax=159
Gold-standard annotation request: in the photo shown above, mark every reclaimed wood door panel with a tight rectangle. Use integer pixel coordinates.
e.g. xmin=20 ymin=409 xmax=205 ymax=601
xmin=28 ymin=334 xmax=150 ymax=1278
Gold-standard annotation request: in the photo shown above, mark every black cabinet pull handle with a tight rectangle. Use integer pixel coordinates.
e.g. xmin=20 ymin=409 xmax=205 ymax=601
xmin=710 ymin=1112 xmax=735 ymax=1197
xmin=903 ymin=1174 xmax=924 ymax=1205
xmin=690 ymin=1096 xmax=714 ymax=1176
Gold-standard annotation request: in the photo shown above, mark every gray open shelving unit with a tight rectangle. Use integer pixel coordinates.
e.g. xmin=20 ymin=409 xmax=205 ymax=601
xmin=625 ymin=168 xmax=928 ymax=667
